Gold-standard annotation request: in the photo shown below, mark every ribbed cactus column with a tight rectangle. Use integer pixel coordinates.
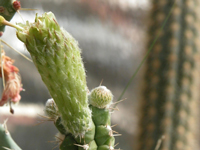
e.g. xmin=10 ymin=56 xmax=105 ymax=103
xmin=137 ymin=0 xmax=200 ymax=150
xmin=16 ymin=12 xmax=92 ymax=137
xmin=89 ymin=86 xmax=115 ymax=150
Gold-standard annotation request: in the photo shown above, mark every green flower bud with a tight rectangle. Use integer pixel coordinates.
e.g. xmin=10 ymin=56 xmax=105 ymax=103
xmin=44 ymin=98 xmax=59 ymax=120
xmin=89 ymin=86 xmax=113 ymax=108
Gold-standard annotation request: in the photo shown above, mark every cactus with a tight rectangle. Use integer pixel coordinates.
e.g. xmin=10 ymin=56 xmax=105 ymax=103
xmin=16 ymin=12 xmax=92 ymax=137
xmin=0 ymin=121 xmax=21 ymax=150
xmin=0 ymin=12 xmax=118 ymax=149
xmin=137 ymin=0 xmax=200 ymax=150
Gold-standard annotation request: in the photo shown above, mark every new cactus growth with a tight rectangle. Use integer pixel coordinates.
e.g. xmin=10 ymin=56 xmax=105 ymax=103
xmin=88 ymin=86 xmax=115 ymax=149
xmin=89 ymin=86 xmax=113 ymax=109
xmin=137 ymin=0 xmax=200 ymax=150
xmin=44 ymin=98 xmax=59 ymax=120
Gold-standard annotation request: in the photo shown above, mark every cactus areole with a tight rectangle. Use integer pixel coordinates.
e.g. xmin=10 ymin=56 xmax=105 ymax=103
xmin=16 ymin=12 xmax=92 ymax=136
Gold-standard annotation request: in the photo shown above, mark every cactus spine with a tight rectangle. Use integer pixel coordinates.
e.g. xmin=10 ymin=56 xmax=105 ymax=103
xmin=137 ymin=0 xmax=200 ymax=150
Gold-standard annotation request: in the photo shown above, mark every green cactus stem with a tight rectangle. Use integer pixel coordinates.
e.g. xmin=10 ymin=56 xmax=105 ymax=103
xmin=60 ymin=134 xmax=78 ymax=150
xmin=0 ymin=122 xmax=21 ymax=150
xmin=77 ymin=140 xmax=97 ymax=150
xmin=75 ymin=121 xmax=95 ymax=145
xmin=44 ymin=98 xmax=96 ymax=149
xmin=95 ymin=125 xmax=114 ymax=146
xmin=14 ymin=12 xmax=93 ymax=136
xmin=89 ymin=106 xmax=111 ymax=126
xmin=97 ymin=145 xmax=114 ymax=150
xmin=89 ymin=88 xmax=115 ymax=148
xmin=137 ymin=0 xmax=200 ymax=150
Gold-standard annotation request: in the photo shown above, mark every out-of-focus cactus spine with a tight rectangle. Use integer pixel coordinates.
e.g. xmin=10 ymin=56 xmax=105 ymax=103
xmin=137 ymin=0 xmax=200 ymax=150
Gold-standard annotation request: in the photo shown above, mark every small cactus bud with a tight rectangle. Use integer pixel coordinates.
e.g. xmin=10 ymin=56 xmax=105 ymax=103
xmin=44 ymin=98 xmax=59 ymax=120
xmin=89 ymin=86 xmax=113 ymax=108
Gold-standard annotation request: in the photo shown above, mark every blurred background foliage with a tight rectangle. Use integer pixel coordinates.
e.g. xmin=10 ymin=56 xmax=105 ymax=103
xmin=0 ymin=0 xmax=199 ymax=150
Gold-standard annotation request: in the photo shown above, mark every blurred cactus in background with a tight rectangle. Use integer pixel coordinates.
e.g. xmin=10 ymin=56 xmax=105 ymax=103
xmin=137 ymin=0 xmax=200 ymax=150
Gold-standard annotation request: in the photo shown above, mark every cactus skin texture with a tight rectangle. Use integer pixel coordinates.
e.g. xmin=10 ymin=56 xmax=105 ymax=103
xmin=16 ymin=12 xmax=92 ymax=137
xmin=137 ymin=0 xmax=200 ymax=150
xmin=0 ymin=0 xmax=20 ymax=33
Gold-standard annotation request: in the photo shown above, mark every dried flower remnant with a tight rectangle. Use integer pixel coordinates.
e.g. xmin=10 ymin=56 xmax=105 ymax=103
xmin=12 ymin=1 xmax=21 ymax=11
xmin=0 ymin=50 xmax=23 ymax=107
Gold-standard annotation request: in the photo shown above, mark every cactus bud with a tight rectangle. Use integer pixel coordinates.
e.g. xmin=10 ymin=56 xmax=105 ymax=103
xmin=89 ymin=86 xmax=113 ymax=108
xmin=44 ymin=98 xmax=59 ymax=120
